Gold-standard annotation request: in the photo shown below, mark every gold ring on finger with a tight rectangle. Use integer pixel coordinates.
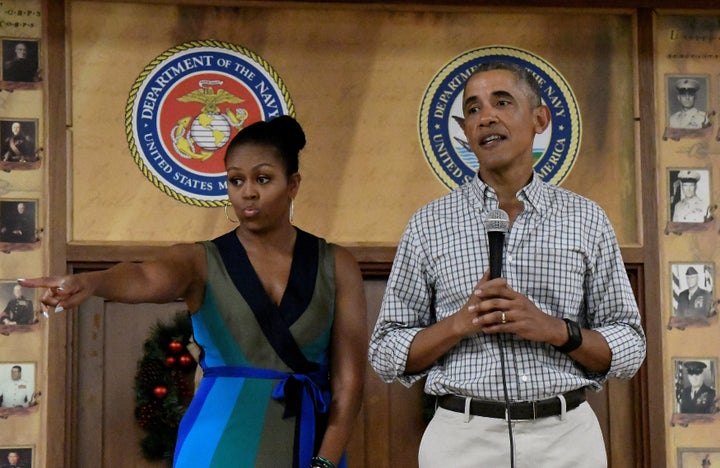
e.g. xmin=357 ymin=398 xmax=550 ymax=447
xmin=501 ymin=312 xmax=506 ymax=324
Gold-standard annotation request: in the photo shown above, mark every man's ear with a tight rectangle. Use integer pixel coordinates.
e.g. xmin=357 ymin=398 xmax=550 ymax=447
xmin=533 ymin=105 xmax=551 ymax=135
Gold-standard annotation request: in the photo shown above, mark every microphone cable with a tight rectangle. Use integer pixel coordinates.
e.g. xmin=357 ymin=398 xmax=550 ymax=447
xmin=499 ymin=332 xmax=516 ymax=468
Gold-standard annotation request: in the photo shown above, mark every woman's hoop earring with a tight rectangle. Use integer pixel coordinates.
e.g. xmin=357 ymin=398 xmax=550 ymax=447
xmin=289 ymin=199 xmax=294 ymax=223
xmin=224 ymin=204 xmax=239 ymax=223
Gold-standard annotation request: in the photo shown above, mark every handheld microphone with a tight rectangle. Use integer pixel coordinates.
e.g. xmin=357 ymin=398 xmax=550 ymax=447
xmin=484 ymin=208 xmax=514 ymax=465
xmin=484 ymin=209 xmax=509 ymax=279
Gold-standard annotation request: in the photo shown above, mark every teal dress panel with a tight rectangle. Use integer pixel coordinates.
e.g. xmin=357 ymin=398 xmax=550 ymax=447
xmin=173 ymin=229 xmax=335 ymax=468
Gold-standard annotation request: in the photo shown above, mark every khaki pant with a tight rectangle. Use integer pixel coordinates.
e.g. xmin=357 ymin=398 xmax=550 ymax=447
xmin=418 ymin=401 xmax=607 ymax=468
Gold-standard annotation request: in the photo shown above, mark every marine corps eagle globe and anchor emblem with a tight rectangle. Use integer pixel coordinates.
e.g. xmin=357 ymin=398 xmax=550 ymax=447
xmin=419 ymin=46 xmax=582 ymax=189
xmin=171 ymin=79 xmax=249 ymax=162
xmin=126 ymin=40 xmax=294 ymax=206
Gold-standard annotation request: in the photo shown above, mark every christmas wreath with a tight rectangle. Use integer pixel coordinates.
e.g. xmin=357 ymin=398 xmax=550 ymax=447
xmin=134 ymin=311 xmax=198 ymax=461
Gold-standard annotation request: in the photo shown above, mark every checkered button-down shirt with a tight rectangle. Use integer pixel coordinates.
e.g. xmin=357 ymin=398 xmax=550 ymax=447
xmin=369 ymin=174 xmax=646 ymax=401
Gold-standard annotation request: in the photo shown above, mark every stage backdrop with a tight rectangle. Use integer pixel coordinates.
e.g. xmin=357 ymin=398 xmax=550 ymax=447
xmin=69 ymin=2 xmax=639 ymax=247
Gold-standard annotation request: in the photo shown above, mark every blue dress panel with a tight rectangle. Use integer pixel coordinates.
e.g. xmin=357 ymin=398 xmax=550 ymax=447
xmin=173 ymin=229 xmax=336 ymax=468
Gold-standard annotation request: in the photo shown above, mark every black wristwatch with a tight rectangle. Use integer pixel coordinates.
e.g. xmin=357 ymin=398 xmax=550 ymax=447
xmin=553 ymin=318 xmax=583 ymax=353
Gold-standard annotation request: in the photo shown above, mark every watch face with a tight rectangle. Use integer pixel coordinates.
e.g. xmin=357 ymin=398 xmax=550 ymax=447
xmin=569 ymin=320 xmax=581 ymax=337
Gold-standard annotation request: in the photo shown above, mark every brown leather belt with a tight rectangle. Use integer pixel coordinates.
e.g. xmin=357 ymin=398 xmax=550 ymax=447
xmin=437 ymin=388 xmax=586 ymax=420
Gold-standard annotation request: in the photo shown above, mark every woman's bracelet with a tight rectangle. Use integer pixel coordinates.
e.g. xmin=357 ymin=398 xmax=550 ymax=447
xmin=310 ymin=456 xmax=336 ymax=468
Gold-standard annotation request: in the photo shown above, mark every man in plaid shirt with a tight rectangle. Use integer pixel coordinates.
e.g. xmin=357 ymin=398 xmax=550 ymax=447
xmin=369 ymin=61 xmax=646 ymax=468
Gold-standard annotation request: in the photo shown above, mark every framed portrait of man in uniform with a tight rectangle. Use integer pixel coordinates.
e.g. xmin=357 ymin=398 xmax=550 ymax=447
xmin=1 ymin=39 xmax=40 ymax=83
xmin=678 ymin=448 xmax=720 ymax=468
xmin=0 ymin=280 xmax=39 ymax=329
xmin=669 ymin=262 xmax=716 ymax=329
xmin=673 ymin=358 xmax=718 ymax=415
xmin=0 ymin=119 xmax=39 ymax=167
xmin=666 ymin=74 xmax=711 ymax=130
xmin=0 ymin=362 xmax=37 ymax=415
xmin=0 ymin=199 xmax=38 ymax=244
xmin=668 ymin=168 xmax=712 ymax=225
xmin=0 ymin=446 xmax=33 ymax=468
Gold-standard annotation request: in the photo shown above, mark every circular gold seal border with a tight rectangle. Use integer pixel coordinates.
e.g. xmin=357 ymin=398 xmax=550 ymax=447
xmin=125 ymin=39 xmax=295 ymax=208
xmin=419 ymin=45 xmax=582 ymax=189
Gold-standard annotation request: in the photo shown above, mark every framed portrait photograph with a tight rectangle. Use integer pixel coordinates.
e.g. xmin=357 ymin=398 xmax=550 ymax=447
xmin=678 ymin=447 xmax=720 ymax=468
xmin=666 ymin=74 xmax=712 ymax=130
xmin=0 ymin=280 xmax=39 ymax=329
xmin=668 ymin=168 xmax=712 ymax=224
xmin=0 ymin=362 xmax=38 ymax=415
xmin=668 ymin=262 xmax=717 ymax=329
xmin=0 ymin=446 xmax=33 ymax=468
xmin=0 ymin=119 xmax=39 ymax=168
xmin=673 ymin=358 xmax=718 ymax=415
xmin=0 ymin=199 xmax=38 ymax=244
xmin=1 ymin=39 xmax=39 ymax=83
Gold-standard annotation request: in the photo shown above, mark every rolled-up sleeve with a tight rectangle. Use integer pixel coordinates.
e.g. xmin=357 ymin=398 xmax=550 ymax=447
xmin=368 ymin=219 xmax=435 ymax=387
xmin=586 ymin=217 xmax=646 ymax=382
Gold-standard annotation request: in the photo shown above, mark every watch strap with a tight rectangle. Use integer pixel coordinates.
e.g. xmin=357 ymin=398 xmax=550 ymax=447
xmin=553 ymin=318 xmax=583 ymax=353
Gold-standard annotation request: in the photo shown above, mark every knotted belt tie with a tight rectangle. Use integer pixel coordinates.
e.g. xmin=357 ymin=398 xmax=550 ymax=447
xmin=203 ymin=365 xmax=329 ymax=467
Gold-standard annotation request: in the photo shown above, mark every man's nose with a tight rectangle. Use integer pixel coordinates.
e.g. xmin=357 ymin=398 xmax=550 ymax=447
xmin=478 ymin=114 xmax=498 ymax=126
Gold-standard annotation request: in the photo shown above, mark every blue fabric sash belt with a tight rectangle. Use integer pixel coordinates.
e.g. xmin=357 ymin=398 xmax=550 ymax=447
xmin=203 ymin=365 xmax=329 ymax=467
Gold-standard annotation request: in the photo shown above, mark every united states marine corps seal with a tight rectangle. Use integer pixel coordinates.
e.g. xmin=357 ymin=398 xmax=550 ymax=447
xmin=126 ymin=40 xmax=294 ymax=206
xmin=419 ymin=46 xmax=581 ymax=189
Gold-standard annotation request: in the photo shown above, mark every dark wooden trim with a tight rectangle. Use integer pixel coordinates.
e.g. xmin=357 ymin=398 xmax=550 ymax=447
xmin=67 ymin=242 xmax=397 ymax=276
xmin=88 ymin=0 xmax=720 ymax=10
xmin=295 ymin=0 xmax=719 ymax=7
xmin=624 ymin=264 xmax=649 ymax=467
xmin=636 ymin=8 xmax=665 ymax=468
xmin=43 ymin=1 xmax=71 ymax=467
xmin=67 ymin=243 xmax=650 ymax=281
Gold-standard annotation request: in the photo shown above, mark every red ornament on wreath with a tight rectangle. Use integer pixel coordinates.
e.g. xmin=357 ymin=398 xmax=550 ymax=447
xmin=169 ymin=340 xmax=183 ymax=354
xmin=153 ymin=385 xmax=168 ymax=399
xmin=164 ymin=356 xmax=176 ymax=367
xmin=179 ymin=354 xmax=193 ymax=366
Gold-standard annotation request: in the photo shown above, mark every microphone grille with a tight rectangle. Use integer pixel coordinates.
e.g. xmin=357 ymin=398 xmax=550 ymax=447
xmin=485 ymin=209 xmax=509 ymax=233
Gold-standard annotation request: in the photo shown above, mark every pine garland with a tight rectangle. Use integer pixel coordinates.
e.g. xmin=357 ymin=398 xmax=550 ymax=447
xmin=134 ymin=311 xmax=197 ymax=461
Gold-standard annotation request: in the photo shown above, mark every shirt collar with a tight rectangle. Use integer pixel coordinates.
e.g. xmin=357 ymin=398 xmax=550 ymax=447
xmin=470 ymin=172 xmax=548 ymax=214
xmin=519 ymin=173 xmax=549 ymax=214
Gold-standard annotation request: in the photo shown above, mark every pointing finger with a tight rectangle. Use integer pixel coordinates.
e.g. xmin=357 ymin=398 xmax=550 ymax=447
xmin=18 ymin=277 xmax=63 ymax=289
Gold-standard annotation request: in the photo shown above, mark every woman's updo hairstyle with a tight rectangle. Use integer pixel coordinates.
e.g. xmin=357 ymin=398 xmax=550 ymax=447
xmin=224 ymin=115 xmax=306 ymax=176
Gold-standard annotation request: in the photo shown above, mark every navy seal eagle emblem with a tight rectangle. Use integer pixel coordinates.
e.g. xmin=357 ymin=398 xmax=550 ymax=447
xmin=419 ymin=46 xmax=581 ymax=189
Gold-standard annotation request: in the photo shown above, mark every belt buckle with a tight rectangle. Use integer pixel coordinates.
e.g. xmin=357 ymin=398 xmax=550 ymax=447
xmin=505 ymin=401 xmax=537 ymax=421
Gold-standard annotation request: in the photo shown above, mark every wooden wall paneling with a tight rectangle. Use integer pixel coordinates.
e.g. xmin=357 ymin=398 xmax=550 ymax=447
xmin=103 ymin=302 xmax=188 ymax=467
xmin=74 ymin=296 xmax=104 ymax=468
xmin=362 ymin=279 xmax=425 ymax=467
xmin=360 ymin=279 xmax=394 ymax=466
xmin=75 ymin=298 xmax=188 ymax=468
xmin=388 ymin=382 xmax=424 ymax=466
xmin=343 ymin=281 xmax=388 ymax=468
xmin=604 ymin=266 xmax=648 ymax=467
xmin=636 ymin=8 xmax=664 ymax=468
xmin=43 ymin=0 xmax=70 ymax=467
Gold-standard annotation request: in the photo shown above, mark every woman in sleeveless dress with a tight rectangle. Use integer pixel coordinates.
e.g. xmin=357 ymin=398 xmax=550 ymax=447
xmin=21 ymin=116 xmax=367 ymax=468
